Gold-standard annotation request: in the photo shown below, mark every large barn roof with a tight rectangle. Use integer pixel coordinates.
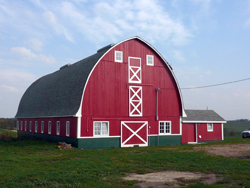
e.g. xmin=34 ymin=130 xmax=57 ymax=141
xmin=15 ymin=46 xmax=112 ymax=118
xmin=183 ymin=110 xmax=226 ymax=123
xmin=16 ymin=36 xmax=186 ymax=118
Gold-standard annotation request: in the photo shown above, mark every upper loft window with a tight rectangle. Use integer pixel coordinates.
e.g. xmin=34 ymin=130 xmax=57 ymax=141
xmin=115 ymin=51 xmax=123 ymax=63
xmin=147 ymin=55 xmax=154 ymax=66
xmin=207 ymin=123 xmax=213 ymax=132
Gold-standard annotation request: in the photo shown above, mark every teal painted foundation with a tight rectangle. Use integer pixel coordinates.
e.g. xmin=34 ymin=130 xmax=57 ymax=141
xmin=18 ymin=131 xmax=181 ymax=149
xmin=148 ymin=135 xmax=181 ymax=146
xmin=17 ymin=131 xmax=78 ymax=147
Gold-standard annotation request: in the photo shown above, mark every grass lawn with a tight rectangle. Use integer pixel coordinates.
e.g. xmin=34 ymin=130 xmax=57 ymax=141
xmin=0 ymin=137 xmax=250 ymax=187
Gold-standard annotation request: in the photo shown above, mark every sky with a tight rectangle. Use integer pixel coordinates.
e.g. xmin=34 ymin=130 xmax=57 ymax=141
xmin=0 ymin=0 xmax=250 ymax=120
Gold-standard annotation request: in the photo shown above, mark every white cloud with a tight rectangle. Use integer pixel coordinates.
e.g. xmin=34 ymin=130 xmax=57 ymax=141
xmin=25 ymin=38 xmax=44 ymax=51
xmin=58 ymin=0 xmax=192 ymax=45
xmin=0 ymin=85 xmax=19 ymax=93
xmin=173 ymin=50 xmax=185 ymax=62
xmin=43 ymin=11 xmax=74 ymax=43
xmin=11 ymin=47 xmax=56 ymax=64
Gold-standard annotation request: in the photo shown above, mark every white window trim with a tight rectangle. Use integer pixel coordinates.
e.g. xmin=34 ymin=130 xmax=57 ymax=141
xmin=93 ymin=121 xmax=109 ymax=137
xmin=41 ymin=121 xmax=44 ymax=133
xmin=207 ymin=123 xmax=213 ymax=132
xmin=66 ymin=121 xmax=70 ymax=137
xmin=57 ymin=121 xmax=60 ymax=135
xmin=29 ymin=121 xmax=32 ymax=132
xmin=48 ymin=121 xmax=51 ymax=135
xmin=159 ymin=121 xmax=171 ymax=135
xmin=128 ymin=57 xmax=142 ymax=84
xmin=115 ymin=51 xmax=123 ymax=63
xmin=35 ymin=121 xmax=38 ymax=133
xmin=146 ymin=55 xmax=154 ymax=66
xmin=129 ymin=86 xmax=143 ymax=117
xmin=25 ymin=121 xmax=27 ymax=131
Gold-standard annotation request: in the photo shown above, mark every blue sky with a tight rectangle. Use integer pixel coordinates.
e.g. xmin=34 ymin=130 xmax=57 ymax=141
xmin=0 ymin=0 xmax=250 ymax=120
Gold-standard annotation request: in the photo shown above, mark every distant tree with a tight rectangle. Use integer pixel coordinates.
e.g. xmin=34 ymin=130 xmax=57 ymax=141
xmin=230 ymin=130 xmax=236 ymax=137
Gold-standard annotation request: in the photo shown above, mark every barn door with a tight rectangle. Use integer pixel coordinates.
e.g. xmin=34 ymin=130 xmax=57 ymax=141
xmin=121 ymin=121 xmax=148 ymax=147
xmin=128 ymin=57 xmax=141 ymax=83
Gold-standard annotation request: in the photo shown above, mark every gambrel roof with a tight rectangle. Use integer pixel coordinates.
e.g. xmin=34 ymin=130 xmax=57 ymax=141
xmin=183 ymin=110 xmax=226 ymax=123
xmin=16 ymin=36 xmax=186 ymax=118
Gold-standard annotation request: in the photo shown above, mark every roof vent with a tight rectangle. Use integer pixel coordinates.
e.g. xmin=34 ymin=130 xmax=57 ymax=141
xmin=60 ymin=63 xmax=71 ymax=70
xmin=97 ymin=43 xmax=115 ymax=53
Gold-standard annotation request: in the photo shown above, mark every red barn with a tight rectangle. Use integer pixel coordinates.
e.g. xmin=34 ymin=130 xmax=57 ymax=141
xmin=15 ymin=36 xmax=226 ymax=149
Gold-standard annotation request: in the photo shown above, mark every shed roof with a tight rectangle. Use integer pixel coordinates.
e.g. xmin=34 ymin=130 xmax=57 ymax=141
xmin=183 ymin=110 xmax=226 ymax=123
xmin=15 ymin=47 xmax=111 ymax=118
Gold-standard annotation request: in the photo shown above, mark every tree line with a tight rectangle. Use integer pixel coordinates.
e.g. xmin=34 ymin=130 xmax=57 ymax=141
xmin=0 ymin=118 xmax=16 ymax=130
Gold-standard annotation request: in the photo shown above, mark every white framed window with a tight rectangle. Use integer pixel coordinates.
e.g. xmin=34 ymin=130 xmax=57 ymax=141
xmin=94 ymin=121 xmax=109 ymax=137
xmin=17 ymin=121 xmax=19 ymax=130
xmin=29 ymin=121 xmax=32 ymax=132
xmin=128 ymin=57 xmax=141 ymax=83
xmin=25 ymin=121 xmax=27 ymax=131
xmin=57 ymin=121 xmax=60 ymax=135
xmin=48 ymin=121 xmax=51 ymax=134
xmin=41 ymin=121 xmax=44 ymax=133
xmin=207 ymin=123 xmax=213 ymax=132
xmin=159 ymin=121 xmax=171 ymax=135
xmin=21 ymin=121 xmax=23 ymax=130
xmin=35 ymin=121 xmax=38 ymax=133
xmin=66 ymin=121 xmax=70 ymax=137
xmin=147 ymin=55 xmax=154 ymax=66
xmin=115 ymin=51 xmax=123 ymax=63
xmin=129 ymin=86 xmax=143 ymax=117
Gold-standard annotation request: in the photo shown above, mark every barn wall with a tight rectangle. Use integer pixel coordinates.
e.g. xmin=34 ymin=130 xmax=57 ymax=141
xmin=17 ymin=117 xmax=77 ymax=138
xmin=80 ymin=39 xmax=182 ymax=144
xmin=197 ymin=123 xmax=222 ymax=142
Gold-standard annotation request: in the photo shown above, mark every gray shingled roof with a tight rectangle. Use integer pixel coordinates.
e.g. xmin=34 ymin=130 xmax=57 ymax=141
xmin=183 ymin=110 xmax=226 ymax=122
xmin=15 ymin=47 xmax=111 ymax=118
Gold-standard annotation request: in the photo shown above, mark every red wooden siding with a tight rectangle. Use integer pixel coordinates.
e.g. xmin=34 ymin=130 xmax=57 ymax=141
xmin=17 ymin=117 xmax=77 ymax=138
xmin=181 ymin=123 xmax=196 ymax=143
xmin=80 ymin=39 xmax=182 ymax=137
xmin=197 ymin=123 xmax=222 ymax=141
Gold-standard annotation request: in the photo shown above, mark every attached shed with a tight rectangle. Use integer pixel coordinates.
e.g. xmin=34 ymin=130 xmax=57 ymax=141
xmin=15 ymin=36 xmax=225 ymax=149
xmin=182 ymin=110 xmax=226 ymax=144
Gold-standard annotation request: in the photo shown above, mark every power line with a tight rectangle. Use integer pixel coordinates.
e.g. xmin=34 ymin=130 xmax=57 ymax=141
xmin=181 ymin=78 xmax=250 ymax=90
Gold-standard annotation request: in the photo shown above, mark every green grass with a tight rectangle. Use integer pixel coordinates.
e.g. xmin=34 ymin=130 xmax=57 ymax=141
xmin=224 ymin=121 xmax=250 ymax=137
xmin=0 ymin=137 xmax=250 ymax=187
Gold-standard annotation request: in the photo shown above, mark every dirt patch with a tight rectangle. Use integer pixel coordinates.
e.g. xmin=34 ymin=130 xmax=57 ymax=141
xmin=194 ymin=144 xmax=250 ymax=158
xmin=123 ymin=171 xmax=219 ymax=187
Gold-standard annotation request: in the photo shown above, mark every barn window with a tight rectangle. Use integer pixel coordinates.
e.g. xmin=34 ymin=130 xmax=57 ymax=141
xmin=129 ymin=86 xmax=142 ymax=117
xmin=21 ymin=121 xmax=23 ymax=130
xmin=57 ymin=121 xmax=60 ymax=135
xmin=159 ymin=121 xmax=171 ymax=135
xmin=41 ymin=121 xmax=44 ymax=133
xmin=29 ymin=121 xmax=32 ymax=132
xmin=66 ymin=121 xmax=70 ymax=137
xmin=48 ymin=121 xmax=51 ymax=134
xmin=25 ymin=121 xmax=27 ymax=131
xmin=129 ymin=57 xmax=141 ymax=83
xmin=147 ymin=55 xmax=154 ymax=66
xmin=17 ymin=121 xmax=19 ymax=130
xmin=35 ymin=121 xmax=38 ymax=133
xmin=207 ymin=123 xmax=213 ymax=132
xmin=115 ymin=51 xmax=123 ymax=63
xmin=94 ymin=122 xmax=109 ymax=137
